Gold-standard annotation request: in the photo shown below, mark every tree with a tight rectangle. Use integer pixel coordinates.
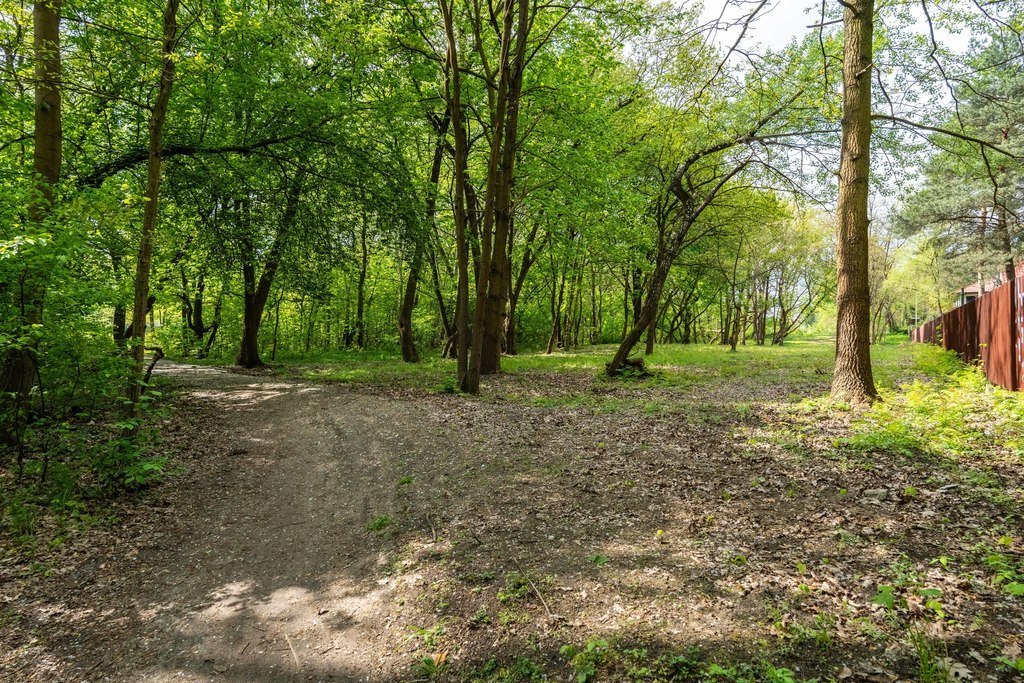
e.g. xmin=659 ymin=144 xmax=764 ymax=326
xmin=127 ymin=0 xmax=180 ymax=415
xmin=2 ymin=0 xmax=61 ymax=442
xmin=830 ymin=0 xmax=878 ymax=403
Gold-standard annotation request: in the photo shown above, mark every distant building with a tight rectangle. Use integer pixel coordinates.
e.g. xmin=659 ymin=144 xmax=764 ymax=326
xmin=956 ymin=262 xmax=1024 ymax=306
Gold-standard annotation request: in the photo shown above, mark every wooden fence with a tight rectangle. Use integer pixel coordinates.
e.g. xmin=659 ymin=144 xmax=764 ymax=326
xmin=910 ymin=276 xmax=1024 ymax=391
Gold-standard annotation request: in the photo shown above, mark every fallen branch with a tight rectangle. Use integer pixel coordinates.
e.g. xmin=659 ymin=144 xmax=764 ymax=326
xmin=284 ymin=633 xmax=301 ymax=670
xmin=512 ymin=557 xmax=555 ymax=620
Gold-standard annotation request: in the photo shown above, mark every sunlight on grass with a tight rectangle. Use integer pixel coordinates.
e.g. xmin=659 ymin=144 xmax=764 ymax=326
xmin=847 ymin=344 xmax=1024 ymax=465
xmin=281 ymin=338 xmax=926 ymax=402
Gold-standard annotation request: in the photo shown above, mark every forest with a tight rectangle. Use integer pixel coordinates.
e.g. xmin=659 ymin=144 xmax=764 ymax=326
xmin=2 ymin=0 xmax=1024 ymax=681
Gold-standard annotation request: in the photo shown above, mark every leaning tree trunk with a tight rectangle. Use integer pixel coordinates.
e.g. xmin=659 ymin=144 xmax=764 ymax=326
xmin=607 ymin=250 xmax=674 ymax=374
xmin=644 ymin=305 xmax=657 ymax=355
xmin=2 ymin=0 xmax=62 ymax=445
xmin=831 ymin=0 xmax=878 ymax=403
xmin=127 ymin=0 xmax=178 ymax=417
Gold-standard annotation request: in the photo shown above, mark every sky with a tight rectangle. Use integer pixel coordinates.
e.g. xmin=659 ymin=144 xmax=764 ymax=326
xmin=695 ymin=0 xmax=973 ymax=53
xmin=699 ymin=0 xmax=818 ymax=51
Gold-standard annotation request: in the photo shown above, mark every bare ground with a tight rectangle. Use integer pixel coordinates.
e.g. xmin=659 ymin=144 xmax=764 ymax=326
xmin=2 ymin=360 xmax=1022 ymax=682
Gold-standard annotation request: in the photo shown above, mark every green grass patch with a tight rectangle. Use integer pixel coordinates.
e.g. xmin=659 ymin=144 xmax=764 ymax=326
xmin=847 ymin=345 xmax=1024 ymax=464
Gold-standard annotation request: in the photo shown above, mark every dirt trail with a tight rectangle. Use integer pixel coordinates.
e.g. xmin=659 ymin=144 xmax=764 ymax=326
xmin=8 ymin=359 xmax=1022 ymax=682
xmin=71 ymin=362 xmax=444 ymax=682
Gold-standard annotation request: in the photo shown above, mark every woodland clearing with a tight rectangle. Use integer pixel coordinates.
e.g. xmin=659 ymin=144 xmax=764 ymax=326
xmin=2 ymin=341 xmax=1023 ymax=682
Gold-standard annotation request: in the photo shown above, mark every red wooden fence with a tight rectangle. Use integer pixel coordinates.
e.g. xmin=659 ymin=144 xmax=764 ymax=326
xmin=910 ymin=277 xmax=1024 ymax=391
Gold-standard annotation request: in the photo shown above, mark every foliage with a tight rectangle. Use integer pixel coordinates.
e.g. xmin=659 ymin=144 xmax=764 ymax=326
xmin=846 ymin=346 xmax=1024 ymax=463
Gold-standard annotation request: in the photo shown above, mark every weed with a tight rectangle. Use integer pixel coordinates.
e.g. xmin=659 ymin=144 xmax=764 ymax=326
xmin=366 ymin=515 xmax=394 ymax=533
xmin=908 ymin=628 xmax=949 ymax=683
xmin=560 ymin=638 xmax=609 ymax=683
xmin=497 ymin=572 xmax=532 ymax=603
xmin=468 ymin=606 xmax=491 ymax=627
xmin=408 ymin=622 xmax=444 ymax=650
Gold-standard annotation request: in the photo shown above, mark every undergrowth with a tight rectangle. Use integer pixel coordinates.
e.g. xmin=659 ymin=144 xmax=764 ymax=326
xmin=1 ymin=384 xmax=168 ymax=556
xmin=846 ymin=345 xmax=1024 ymax=464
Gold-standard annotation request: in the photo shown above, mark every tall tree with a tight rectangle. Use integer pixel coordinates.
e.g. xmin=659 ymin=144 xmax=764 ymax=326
xmin=830 ymin=0 xmax=878 ymax=403
xmin=127 ymin=0 xmax=180 ymax=415
xmin=2 ymin=0 xmax=61 ymax=442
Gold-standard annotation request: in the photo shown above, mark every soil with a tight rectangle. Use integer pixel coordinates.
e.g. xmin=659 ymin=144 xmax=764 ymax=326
xmin=1 ymin=361 xmax=1021 ymax=682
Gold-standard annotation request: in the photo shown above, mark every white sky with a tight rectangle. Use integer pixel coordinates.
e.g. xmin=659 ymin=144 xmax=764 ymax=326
xmin=695 ymin=0 xmax=972 ymax=53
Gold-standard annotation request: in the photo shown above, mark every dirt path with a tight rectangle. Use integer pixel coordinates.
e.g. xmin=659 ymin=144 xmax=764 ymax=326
xmin=55 ymin=363 xmax=448 ymax=682
xmin=5 ymin=360 xmax=1022 ymax=682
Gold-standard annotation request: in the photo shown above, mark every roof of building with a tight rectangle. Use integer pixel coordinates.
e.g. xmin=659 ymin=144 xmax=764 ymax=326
xmin=961 ymin=262 xmax=1024 ymax=295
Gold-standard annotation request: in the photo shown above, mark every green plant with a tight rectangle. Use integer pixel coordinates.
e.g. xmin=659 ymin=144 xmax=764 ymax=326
xmin=917 ymin=588 xmax=945 ymax=618
xmin=908 ymin=628 xmax=950 ymax=683
xmin=411 ymin=653 xmax=447 ymax=679
xmin=408 ymin=622 xmax=444 ymax=650
xmin=560 ymin=638 xmax=609 ymax=683
xmin=497 ymin=572 xmax=532 ymax=603
xmin=996 ymin=656 xmax=1024 ymax=674
xmin=786 ymin=613 xmax=836 ymax=649
xmin=982 ymin=550 xmax=1024 ymax=595
xmin=468 ymin=606 xmax=491 ymax=627
xmin=871 ymin=584 xmax=898 ymax=611
xmin=366 ymin=515 xmax=394 ymax=533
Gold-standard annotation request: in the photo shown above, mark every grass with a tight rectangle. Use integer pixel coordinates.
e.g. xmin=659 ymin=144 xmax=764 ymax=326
xmin=845 ymin=344 xmax=1024 ymax=468
xmin=274 ymin=337 xmax=922 ymax=402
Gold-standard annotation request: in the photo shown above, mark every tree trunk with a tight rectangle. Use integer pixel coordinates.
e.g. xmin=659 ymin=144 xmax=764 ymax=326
xmin=127 ymin=0 xmax=178 ymax=416
xmin=467 ymin=0 xmax=528 ymax=392
xmin=644 ymin=296 xmax=659 ymax=355
xmin=237 ymin=292 xmax=263 ymax=368
xmin=997 ymin=206 xmax=1014 ymax=282
xmin=631 ymin=268 xmax=643 ymax=326
xmin=546 ymin=269 xmax=565 ymax=354
xmin=2 ymin=0 xmax=62 ymax=443
xmin=831 ymin=0 xmax=878 ymax=403
xmin=730 ymin=300 xmax=742 ymax=351
xmin=235 ymin=174 xmax=303 ymax=368
xmin=504 ymin=222 xmax=540 ymax=356
xmin=506 ymin=294 xmax=519 ymax=355
xmin=356 ymin=217 xmax=368 ymax=348
xmin=440 ymin=0 xmax=470 ymax=387
xmin=271 ymin=296 xmax=282 ymax=361
xmin=607 ymin=249 xmax=674 ymax=374
xmin=199 ymin=287 xmax=223 ymax=359
xmin=397 ymin=247 xmax=420 ymax=362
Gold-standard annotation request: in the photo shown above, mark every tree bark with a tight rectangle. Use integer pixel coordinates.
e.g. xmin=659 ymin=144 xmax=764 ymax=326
xmin=644 ymin=303 xmax=657 ymax=355
xmin=505 ymin=222 xmax=542 ymax=355
xmin=831 ymin=0 xmax=878 ymax=403
xmin=127 ymin=0 xmax=178 ymax=416
xmin=2 ymin=0 xmax=62 ymax=442
xmin=235 ymin=174 xmax=303 ymax=368
xmin=440 ymin=0 xmax=470 ymax=388
xmin=397 ymin=247 xmax=420 ymax=362
xmin=355 ymin=215 xmax=368 ymax=349
xmin=400 ymin=110 xmax=453 ymax=363
xmin=467 ymin=0 xmax=528 ymax=390
xmin=996 ymin=206 xmax=1014 ymax=282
